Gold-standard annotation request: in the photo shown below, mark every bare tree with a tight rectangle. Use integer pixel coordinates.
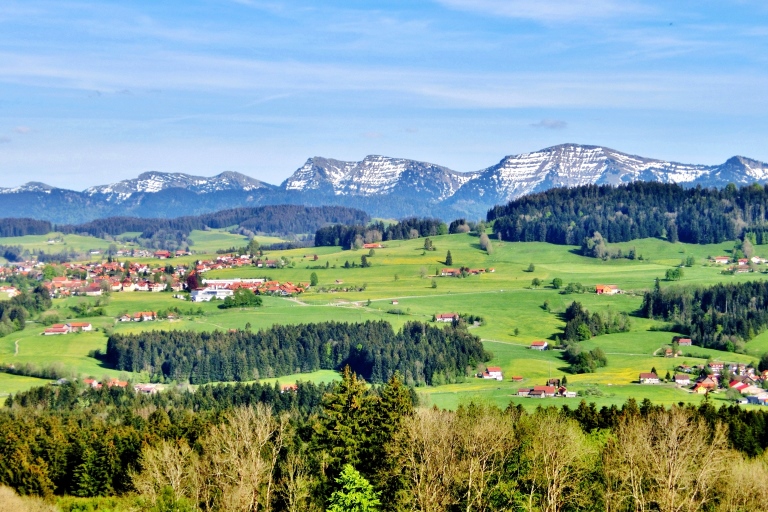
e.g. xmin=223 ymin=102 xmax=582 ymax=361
xmin=401 ymin=408 xmax=460 ymax=512
xmin=200 ymin=404 xmax=289 ymax=512
xmin=454 ymin=405 xmax=516 ymax=512
xmin=521 ymin=409 xmax=597 ymax=512
xmin=611 ymin=407 xmax=731 ymax=512
xmin=716 ymin=453 xmax=768 ymax=511
xmin=279 ymin=449 xmax=319 ymax=512
xmin=132 ymin=439 xmax=200 ymax=506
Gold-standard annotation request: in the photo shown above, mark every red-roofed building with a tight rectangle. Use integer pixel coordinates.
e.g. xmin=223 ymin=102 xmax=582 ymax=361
xmin=482 ymin=367 xmax=503 ymax=381
xmin=435 ymin=313 xmax=459 ymax=323
xmin=530 ymin=340 xmax=548 ymax=350
xmin=639 ymin=372 xmax=659 ymax=384
xmin=595 ymin=284 xmax=620 ymax=295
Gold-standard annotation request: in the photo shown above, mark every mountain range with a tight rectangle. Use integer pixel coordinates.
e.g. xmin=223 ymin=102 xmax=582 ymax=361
xmin=2 ymin=144 xmax=767 ymax=224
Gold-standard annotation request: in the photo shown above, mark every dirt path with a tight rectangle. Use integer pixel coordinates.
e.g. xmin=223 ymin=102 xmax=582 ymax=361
xmin=14 ymin=339 xmax=19 ymax=356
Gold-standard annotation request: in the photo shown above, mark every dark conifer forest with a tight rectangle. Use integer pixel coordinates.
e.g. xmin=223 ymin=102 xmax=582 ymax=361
xmin=488 ymin=182 xmax=768 ymax=245
xmin=314 ymin=218 xmax=447 ymax=248
xmin=641 ymin=279 xmax=768 ymax=350
xmin=105 ymin=320 xmax=488 ymax=386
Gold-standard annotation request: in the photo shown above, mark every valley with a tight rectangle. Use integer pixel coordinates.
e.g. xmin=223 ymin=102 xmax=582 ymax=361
xmin=3 ymin=231 xmax=766 ymax=411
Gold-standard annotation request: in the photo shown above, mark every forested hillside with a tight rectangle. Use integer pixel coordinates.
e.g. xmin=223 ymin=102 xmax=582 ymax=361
xmin=58 ymin=204 xmax=369 ymax=238
xmin=4 ymin=373 xmax=768 ymax=510
xmin=105 ymin=320 xmax=488 ymax=385
xmin=314 ymin=218 xmax=446 ymax=248
xmin=641 ymin=279 xmax=768 ymax=351
xmin=489 ymin=182 xmax=768 ymax=245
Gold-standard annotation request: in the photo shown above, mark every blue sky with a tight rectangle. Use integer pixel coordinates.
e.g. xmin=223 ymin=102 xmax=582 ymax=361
xmin=1 ymin=0 xmax=767 ymax=188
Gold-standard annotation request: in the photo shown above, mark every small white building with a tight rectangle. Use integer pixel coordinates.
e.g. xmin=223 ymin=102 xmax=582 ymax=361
xmin=482 ymin=366 xmax=503 ymax=381
xmin=639 ymin=372 xmax=660 ymax=384
xmin=530 ymin=341 xmax=548 ymax=351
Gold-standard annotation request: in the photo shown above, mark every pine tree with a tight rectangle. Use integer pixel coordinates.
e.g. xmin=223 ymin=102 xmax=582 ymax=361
xmin=327 ymin=464 xmax=381 ymax=512
xmin=445 ymin=250 xmax=453 ymax=266
xmin=314 ymin=367 xmax=377 ymax=481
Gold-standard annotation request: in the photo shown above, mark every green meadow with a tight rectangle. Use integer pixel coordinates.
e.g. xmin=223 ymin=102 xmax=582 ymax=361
xmin=2 ymin=232 xmax=768 ymax=408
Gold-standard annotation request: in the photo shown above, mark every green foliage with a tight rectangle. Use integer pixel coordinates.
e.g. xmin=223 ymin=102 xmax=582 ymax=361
xmin=327 ymin=465 xmax=381 ymax=512
xmin=526 ymin=263 xmax=535 ymax=272
xmin=551 ymin=277 xmax=563 ymax=289
xmin=563 ymin=301 xmax=630 ymax=342
xmin=445 ymin=250 xmax=453 ymax=266
xmin=219 ymin=288 xmax=263 ymax=309
xmin=310 ymin=272 xmax=319 ymax=287
xmin=665 ymin=267 xmax=684 ymax=281
xmin=106 ymin=320 xmax=488 ymax=385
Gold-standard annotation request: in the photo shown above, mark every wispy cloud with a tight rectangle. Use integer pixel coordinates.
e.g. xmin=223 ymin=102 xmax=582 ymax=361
xmin=13 ymin=126 xmax=30 ymax=134
xmin=435 ymin=0 xmax=647 ymax=23
xmin=531 ymin=119 xmax=567 ymax=130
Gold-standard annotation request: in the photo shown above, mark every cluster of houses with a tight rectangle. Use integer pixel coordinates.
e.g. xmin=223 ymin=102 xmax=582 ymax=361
xmin=0 ymin=285 xmax=19 ymax=298
xmin=517 ymin=378 xmax=578 ymax=399
xmin=439 ymin=267 xmax=495 ymax=277
xmin=43 ymin=322 xmax=93 ymax=335
xmin=118 ymin=311 xmax=158 ymax=322
xmin=191 ymin=277 xmax=307 ymax=302
xmin=639 ymin=359 xmax=768 ymax=401
xmin=712 ymin=255 xmax=767 ymax=273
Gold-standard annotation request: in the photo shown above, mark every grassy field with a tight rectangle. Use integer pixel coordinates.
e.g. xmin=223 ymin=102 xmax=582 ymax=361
xmin=3 ymin=232 xmax=768 ymax=409
xmin=0 ymin=232 xmax=126 ymax=255
xmin=187 ymin=230 xmax=286 ymax=253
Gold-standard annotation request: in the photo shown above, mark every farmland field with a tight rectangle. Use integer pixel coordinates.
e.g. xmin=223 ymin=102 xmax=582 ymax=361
xmin=2 ymin=232 xmax=768 ymax=409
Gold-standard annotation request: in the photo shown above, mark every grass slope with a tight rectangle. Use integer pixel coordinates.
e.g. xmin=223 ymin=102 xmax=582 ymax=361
xmin=4 ymin=233 xmax=768 ymax=409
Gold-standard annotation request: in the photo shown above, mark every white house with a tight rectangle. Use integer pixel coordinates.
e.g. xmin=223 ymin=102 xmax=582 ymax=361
xmin=674 ymin=374 xmax=691 ymax=386
xmin=482 ymin=366 xmax=503 ymax=381
xmin=435 ymin=313 xmax=459 ymax=323
xmin=530 ymin=341 xmax=548 ymax=350
xmin=639 ymin=372 xmax=660 ymax=384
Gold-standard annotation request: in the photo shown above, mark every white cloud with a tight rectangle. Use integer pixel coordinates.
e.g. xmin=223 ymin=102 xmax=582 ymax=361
xmin=531 ymin=119 xmax=567 ymax=130
xmin=14 ymin=126 xmax=30 ymax=134
xmin=435 ymin=0 xmax=647 ymax=23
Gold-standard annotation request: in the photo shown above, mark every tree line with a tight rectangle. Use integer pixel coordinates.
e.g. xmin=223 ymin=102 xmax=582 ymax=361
xmin=641 ymin=279 xmax=768 ymax=351
xmin=105 ymin=320 xmax=489 ymax=386
xmin=6 ymin=371 xmax=768 ymax=510
xmin=0 ymin=285 xmax=51 ymax=338
xmin=488 ymin=181 xmax=768 ymax=245
xmin=314 ymin=218 xmax=447 ymax=249
xmin=0 ymin=205 xmax=369 ymax=241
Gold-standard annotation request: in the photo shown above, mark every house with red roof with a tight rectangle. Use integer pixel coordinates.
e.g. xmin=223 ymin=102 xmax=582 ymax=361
xmin=595 ymin=284 xmax=620 ymax=295
xmin=482 ymin=367 xmax=503 ymax=381
xmin=530 ymin=340 xmax=548 ymax=350
xmin=435 ymin=313 xmax=459 ymax=323
xmin=639 ymin=372 xmax=660 ymax=384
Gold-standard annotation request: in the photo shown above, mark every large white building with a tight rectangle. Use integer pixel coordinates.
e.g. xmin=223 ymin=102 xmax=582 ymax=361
xmin=191 ymin=287 xmax=234 ymax=302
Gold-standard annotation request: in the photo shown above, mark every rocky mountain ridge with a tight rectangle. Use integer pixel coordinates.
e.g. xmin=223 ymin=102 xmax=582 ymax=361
xmin=2 ymin=144 xmax=767 ymax=223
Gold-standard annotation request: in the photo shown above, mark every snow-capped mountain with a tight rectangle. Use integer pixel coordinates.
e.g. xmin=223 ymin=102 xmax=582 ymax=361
xmin=85 ymin=171 xmax=273 ymax=203
xmin=282 ymin=155 xmax=476 ymax=203
xmin=2 ymin=144 xmax=768 ymax=223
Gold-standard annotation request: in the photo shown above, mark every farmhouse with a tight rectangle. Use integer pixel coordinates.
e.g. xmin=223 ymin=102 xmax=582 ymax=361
xmin=435 ymin=313 xmax=459 ymax=323
xmin=639 ymin=372 xmax=660 ymax=384
xmin=708 ymin=362 xmax=725 ymax=374
xmin=133 ymin=311 xmax=156 ymax=322
xmin=44 ymin=324 xmax=70 ymax=335
xmin=67 ymin=322 xmax=92 ymax=332
xmin=530 ymin=340 xmax=548 ymax=351
xmin=674 ymin=374 xmax=691 ymax=386
xmin=440 ymin=268 xmax=461 ymax=277
xmin=154 ymin=250 xmax=171 ymax=259
xmin=714 ymin=256 xmax=730 ymax=264
xmin=677 ymin=338 xmax=692 ymax=347
xmin=363 ymin=243 xmax=383 ymax=249
xmin=532 ymin=385 xmax=557 ymax=397
xmin=738 ymin=258 xmax=749 ymax=266
xmin=595 ymin=284 xmax=620 ymax=295
xmin=482 ymin=366 xmax=503 ymax=381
